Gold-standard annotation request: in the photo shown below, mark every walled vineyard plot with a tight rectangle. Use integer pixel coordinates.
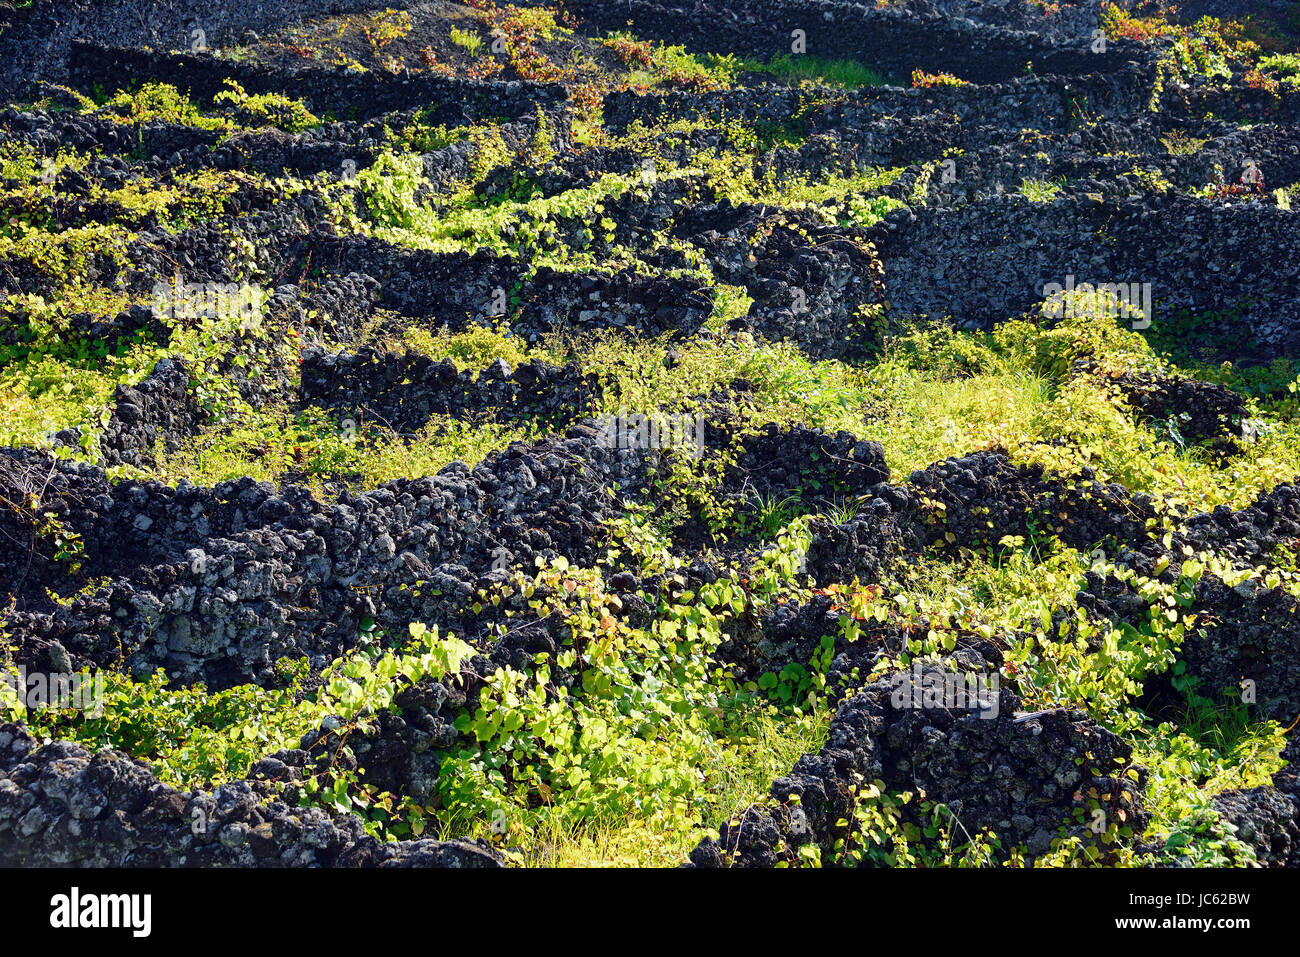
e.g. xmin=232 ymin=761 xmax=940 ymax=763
xmin=2 ymin=0 xmax=1300 ymax=869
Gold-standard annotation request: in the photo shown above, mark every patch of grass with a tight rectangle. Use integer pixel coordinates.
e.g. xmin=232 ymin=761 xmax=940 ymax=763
xmin=450 ymin=26 xmax=485 ymax=56
xmin=0 ymin=357 xmax=117 ymax=452
xmin=519 ymin=703 xmax=830 ymax=867
xmin=728 ymin=53 xmax=887 ymax=88
xmin=1130 ymin=715 xmax=1285 ymax=865
xmin=145 ymin=405 xmax=537 ymax=495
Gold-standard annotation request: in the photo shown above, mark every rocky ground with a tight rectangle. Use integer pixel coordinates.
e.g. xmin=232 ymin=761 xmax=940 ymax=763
xmin=1 ymin=0 xmax=1300 ymax=867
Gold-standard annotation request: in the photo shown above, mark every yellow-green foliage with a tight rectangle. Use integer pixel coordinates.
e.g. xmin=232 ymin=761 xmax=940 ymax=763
xmin=8 ymin=15 xmax=1300 ymax=868
xmin=450 ymin=26 xmax=485 ymax=56
xmin=213 ymin=79 xmax=320 ymax=132
xmin=100 ymin=81 xmax=230 ymax=130
xmin=1017 ymin=177 xmax=1064 ymax=202
xmin=145 ymin=405 xmax=537 ymax=496
xmin=403 ymin=324 xmax=545 ymax=371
